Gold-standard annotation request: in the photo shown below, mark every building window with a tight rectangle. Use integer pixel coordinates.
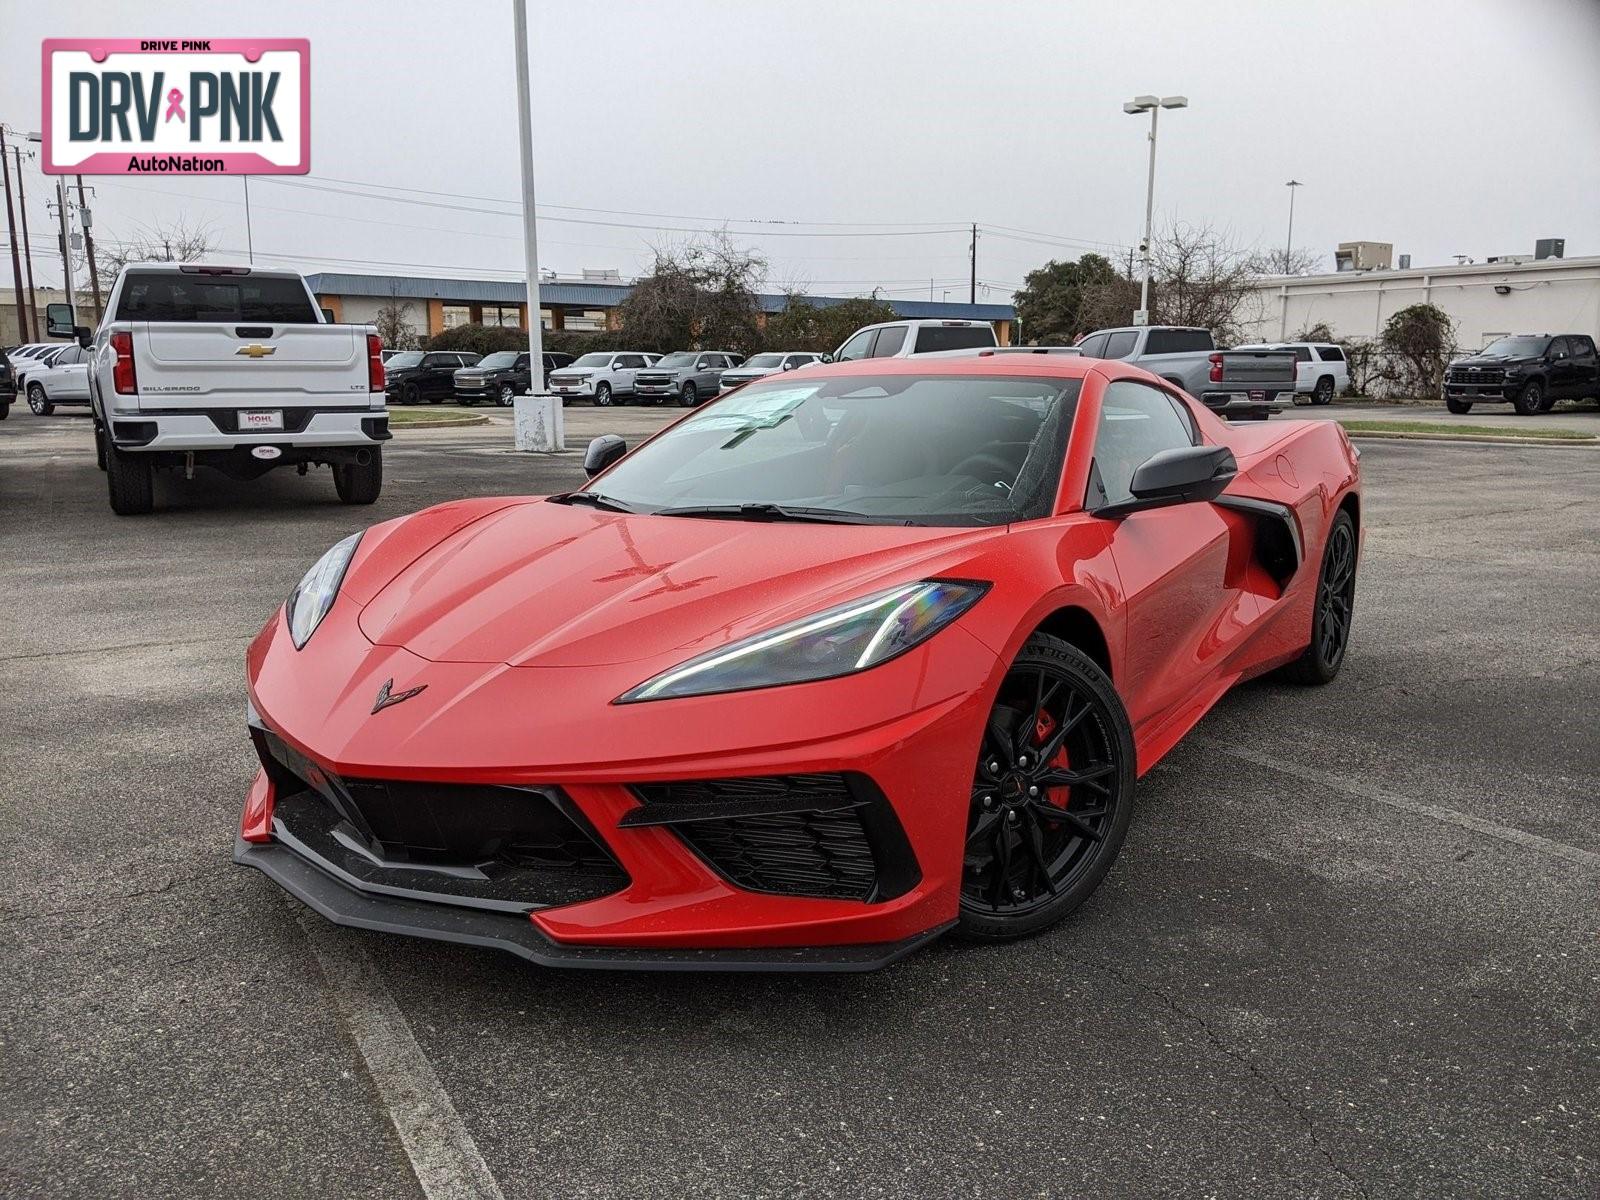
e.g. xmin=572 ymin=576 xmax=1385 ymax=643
xmin=539 ymin=308 xmax=554 ymax=331
xmin=482 ymin=304 xmax=522 ymax=329
xmin=565 ymin=309 xmax=609 ymax=332
xmin=441 ymin=304 xmax=472 ymax=330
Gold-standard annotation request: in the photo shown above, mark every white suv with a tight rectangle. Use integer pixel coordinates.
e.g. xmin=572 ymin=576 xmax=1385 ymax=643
xmin=833 ymin=319 xmax=998 ymax=362
xmin=1233 ymin=342 xmax=1349 ymax=405
xmin=546 ymin=351 xmax=661 ymax=406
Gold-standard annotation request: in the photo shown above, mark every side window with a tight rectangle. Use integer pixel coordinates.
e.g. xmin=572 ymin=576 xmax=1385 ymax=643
xmin=422 ymin=353 xmax=447 ymax=368
xmin=1316 ymin=345 xmax=1346 ymax=362
xmin=1293 ymin=347 xmax=1313 ymax=363
xmin=1549 ymin=338 xmax=1569 ymax=360
xmin=1101 ymin=331 xmax=1139 ymax=360
xmin=1077 ymin=333 xmax=1109 ymax=358
xmin=617 ymin=354 xmax=646 ymax=369
xmin=871 ymin=326 xmax=908 ymax=357
xmin=1573 ymin=337 xmax=1597 ymax=358
xmin=785 ymin=355 xmax=813 ymax=369
xmin=1089 ymin=381 xmax=1198 ymax=509
xmin=835 ymin=329 xmax=877 ymax=362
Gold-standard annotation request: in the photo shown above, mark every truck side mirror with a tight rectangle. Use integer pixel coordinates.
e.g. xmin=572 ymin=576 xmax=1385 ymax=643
xmin=74 ymin=325 xmax=93 ymax=348
xmin=45 ymin=302 xmax=76 ymax=338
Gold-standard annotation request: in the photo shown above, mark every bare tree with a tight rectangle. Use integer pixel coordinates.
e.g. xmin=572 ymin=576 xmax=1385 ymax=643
xmin=619 ymin=231 xmax=767 ymax=353
xmin=373 ymin=284 xmax=420 ymax=349
xmin=95 ymin=217 xmax=219 ymax=279
xmin=1148 ymin=223 xmax=1275 ymax=345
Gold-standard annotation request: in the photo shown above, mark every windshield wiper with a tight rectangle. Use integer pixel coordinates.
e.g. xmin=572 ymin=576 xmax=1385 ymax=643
xmin=652 ymin=502 xmax=921 ymax=526
xmin=547 ymin=490 xmax=638 ymax=513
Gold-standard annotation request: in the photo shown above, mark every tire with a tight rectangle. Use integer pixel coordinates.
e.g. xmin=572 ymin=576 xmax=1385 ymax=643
xmin=1311 ymin=376 xmax=1335 ymax=405
xmin=401 ymin=383 xmax=419 ymax=407
xmin=1280 ymin=509 xmax=1357 ymax=685
xmin=0 ymin=402 xmax=9 ymax=421
xmin=593 ymin=381 xmax=613 ymax=407
xmin=957 ymin=634 xmax=1136 ymax=943
xmin=27 ymin=383 xmax=54 ymax=416
xmin=1512 ymin=380 xmax=1544 ymax=416
xmin=105 ymin=446 xmax=155 ymax=515
xmin=1445 ymin=397 xmax=1473 ymax=415
xmin=498 ymin=384 xmax=515 ymax=407
xmin=333 ymin=448 xmax=383 ymax=504
xmin=679 ymin=381 xmax=698 ymax=408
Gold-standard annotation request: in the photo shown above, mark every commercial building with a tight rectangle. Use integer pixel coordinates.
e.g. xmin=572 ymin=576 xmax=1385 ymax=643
xmin=304 ymin=272 xmax=1015 ymax=345
xmin=1241 ymin=253 xmax=1600 ymax=351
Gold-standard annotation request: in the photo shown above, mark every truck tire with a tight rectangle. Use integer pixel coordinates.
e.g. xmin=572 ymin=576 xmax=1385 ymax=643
xmin=401 ymin=383 xmax=419 ymax=406
xmin=678 ymin=381 xmax=698 ymax=408
xmin=1512 ymin=380 xmax=1544 ymax=416
xmin=593 ymin=381 xmax=613 ymax=407
xmin=1311 ymin=376 xmax=1335 ymax=405
xmin=27 ymin=382 xmax=54 ymax=416
xmin=106 ymin=447 xmax=155 ymax=515
xmin=333 ymin=448 xmax=383 ymax=504
xmin=0 ymin=401 xmax=9 ymax=421
xmin=1445 ymin=397 xmax=1473 ymax=415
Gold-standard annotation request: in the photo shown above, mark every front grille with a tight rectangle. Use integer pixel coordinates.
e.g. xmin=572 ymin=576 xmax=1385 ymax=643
xmin=1449 ymin=367 xmax=1505 ymax=385
xmin=253 ymin=726 xmax=626 ymax=909
xmin=628 ymin=774 xmax=918 ymax=903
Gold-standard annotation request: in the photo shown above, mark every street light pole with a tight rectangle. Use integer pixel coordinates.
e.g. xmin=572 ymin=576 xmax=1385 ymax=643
xmin=1283 ymin=179 xmax=1302 ymax=274
xmin=1123 ymin=94 xmax=1186 ymax=325
xmin=512 ymin=0 xmax=557 ymax=451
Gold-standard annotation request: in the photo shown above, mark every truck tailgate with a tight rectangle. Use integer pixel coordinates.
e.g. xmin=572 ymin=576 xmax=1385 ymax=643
xmin=133 ymin=324 xmax=370 ymax=409
xmin=1220 ymin=350 xmax=1297 ymax=388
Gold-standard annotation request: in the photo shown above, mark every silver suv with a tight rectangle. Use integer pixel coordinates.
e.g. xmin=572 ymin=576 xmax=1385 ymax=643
xmin=547 ymin=351 xmax=661 ymax=406
xmin=631 ymin=351 xmax=743 ymax=407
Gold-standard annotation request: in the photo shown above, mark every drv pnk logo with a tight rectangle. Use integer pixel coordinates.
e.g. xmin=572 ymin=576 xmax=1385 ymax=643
xmin=41 ymin=39 xmax=309 ymax=176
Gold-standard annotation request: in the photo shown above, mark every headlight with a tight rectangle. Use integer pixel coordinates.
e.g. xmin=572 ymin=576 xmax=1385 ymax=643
xmin=285 ymin=532 xmax=362 ymax=649
xmin=616 ymin=580 xmax=987 ymax=704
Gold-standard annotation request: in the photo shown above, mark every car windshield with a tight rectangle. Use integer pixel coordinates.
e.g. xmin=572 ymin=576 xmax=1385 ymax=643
xmin=386 ymin=352 xmax=423 ymax=369
xmin=589 ymin=372 xmax=1081 ymax=526
xmin=654 ymin=353 xmax=696 ymax=367
xmin=1480 ymin=336 xmax=1549 ymax=358
xmin=477 ymin=352 xmax=519 ymax=369
xmin=572 ymin=353 xmax=612 ymax=368
xmin=743 ymin=354 xmax=784 ymax=369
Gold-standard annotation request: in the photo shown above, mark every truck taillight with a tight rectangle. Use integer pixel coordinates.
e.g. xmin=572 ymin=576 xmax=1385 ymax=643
xmin=111 ymin=331 xmax=137 ymax=395
xmin=367 ymin=333 xmax=385 ymax=392
xmin=1208 ymin=352 xmax=1224 ymax=384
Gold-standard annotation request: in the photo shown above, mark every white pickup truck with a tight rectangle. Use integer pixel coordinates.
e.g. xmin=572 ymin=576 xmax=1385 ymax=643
xmin=79 ymin=263 xmax=389 ymax=515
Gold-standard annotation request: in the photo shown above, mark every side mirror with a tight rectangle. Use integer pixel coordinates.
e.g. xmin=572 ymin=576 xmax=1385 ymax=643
xmin=584 ymin=434 xmax=627 ymax=478
xmin=1100 ymin=444 xmax=1238 ymax=518
xmin=781 ymin=361 xmax=794 ymax=371
xmin=74 ymin=325 xmax=93 ymax=348
xmin=820 ymin=353 xmax=834 ymax=363
xmin=45 ymin=302 xmax=76 ymax=338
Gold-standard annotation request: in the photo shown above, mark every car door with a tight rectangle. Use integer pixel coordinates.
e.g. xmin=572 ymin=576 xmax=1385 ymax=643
xmin=613 ymin=354 xmax=646 ymax=394
xmin=1546 ymin=338 xmax=1575 ymax=399
xmin=1088 ymin=378 xmax=1250 ymax=737
xmin=1569 ymin=336 xmax=1600 ymax=396
xmin=693 ymin=354 xmax=719 ymax=391
xmin=834 ymin=329 xmax=878 ymax=362
xmin=419 ymin=353 xmax=453 ymax=399
xmin=59 ymin=346 xmax=91 ymax=399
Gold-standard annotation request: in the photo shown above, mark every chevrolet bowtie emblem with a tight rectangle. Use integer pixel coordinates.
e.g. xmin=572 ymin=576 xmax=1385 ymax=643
xmin=235 ymin=344 xmax=276 ymax=358
xmin=372 ymin=678 xmax=427 ymax=714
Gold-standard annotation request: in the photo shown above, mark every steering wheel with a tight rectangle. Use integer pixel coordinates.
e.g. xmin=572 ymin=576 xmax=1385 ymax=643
xmin=949 ymin=451 xmax=1018 ymax=488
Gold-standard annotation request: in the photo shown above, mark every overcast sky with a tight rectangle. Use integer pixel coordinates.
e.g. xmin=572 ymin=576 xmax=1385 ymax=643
xmin=5 ymin=0 xmax=1599 ymax=300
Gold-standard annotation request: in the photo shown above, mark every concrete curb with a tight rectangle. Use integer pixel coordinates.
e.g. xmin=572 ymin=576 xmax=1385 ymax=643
xmin=1344 ymin=429 xmax=1599 ymax=449
xmin=389 ymin=415 xmax=491 ymax=430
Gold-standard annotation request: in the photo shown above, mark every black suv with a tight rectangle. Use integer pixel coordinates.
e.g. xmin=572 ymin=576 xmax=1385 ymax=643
xmin=0 ymin=347 xmax=14 ymax=420
xmin=385 ymin=350 xmax=482 ymax=405
xmin=1444 ymin=334 xmax=1600 ymax=415
xmin=453 ymin=351 xmax=577 ymax=407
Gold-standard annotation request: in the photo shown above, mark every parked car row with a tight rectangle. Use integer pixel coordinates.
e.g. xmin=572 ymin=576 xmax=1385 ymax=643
xmin=1444 ymin=334 xmax=1600 ymax=415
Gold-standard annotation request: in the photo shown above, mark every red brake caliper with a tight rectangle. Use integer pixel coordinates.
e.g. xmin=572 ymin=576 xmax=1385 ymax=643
xmin=1033 ymin=708 xmax=1072 ymax=812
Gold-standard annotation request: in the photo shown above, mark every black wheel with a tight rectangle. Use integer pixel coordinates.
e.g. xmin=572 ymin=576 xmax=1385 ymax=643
xmin=27 ymin=383 xmax=53 ymax=416
xmin=1512 ymin=380 xmax=1544 ymax=416
xmin=498 ymin=383 xmax=515 ymax=407
xmin=679 ymin=381 xmax=698 ymax=408
xmin=958 ymin=635 xmax=1136 ymax=942
xmin=0 ymin=402 xmax=9 ymax=421
xmin=594 ymin=381 xmax=613 ymax=407
xmin=105 ymin=446 xmax=154 ymax=515
xmin=333 ymin=448 xmax=383 ymax=504
xmin=1281 ymin=509 xmax=1357 ymax=685
xmin=401 ymin=383 xmax=420 ymax=407
xmin=1445 ymin=397 xmax=1473 ymax=415
xmin=1311 ymin=376 xmax=1335 ymax=405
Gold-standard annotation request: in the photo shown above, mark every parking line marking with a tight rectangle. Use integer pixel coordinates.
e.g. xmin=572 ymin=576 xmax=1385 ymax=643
xmin=294 ymin=909 xmax=506 ymax=1200
xmin=1193 ymin=738 xmax=1600 ymax=869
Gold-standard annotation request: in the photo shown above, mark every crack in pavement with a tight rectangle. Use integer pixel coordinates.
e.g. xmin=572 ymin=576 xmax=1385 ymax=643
xmin=1084 ymin=958 xmax=1370 ymax=1199
xmin=0 ymin=635 xmax=255 ymax=664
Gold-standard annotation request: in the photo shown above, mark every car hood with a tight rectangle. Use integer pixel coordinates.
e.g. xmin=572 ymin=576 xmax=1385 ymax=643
xmin=1454 ymin=354 xmax=1536 ymax=367
xmin=355 ymin=500 xmax=999 ymax=669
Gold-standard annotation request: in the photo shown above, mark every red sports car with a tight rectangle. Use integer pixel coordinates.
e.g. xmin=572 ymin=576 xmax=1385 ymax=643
xmin=235 ymin=356 xmax=1360 ymax=970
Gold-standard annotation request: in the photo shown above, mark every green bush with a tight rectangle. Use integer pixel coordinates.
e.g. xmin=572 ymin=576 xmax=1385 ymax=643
xmin=424 ymin=323 xmax=528 ymax=355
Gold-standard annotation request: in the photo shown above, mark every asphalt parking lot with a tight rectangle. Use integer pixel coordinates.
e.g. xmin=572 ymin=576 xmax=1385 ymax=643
xmin=2 ymin=408 xmax=1596 ymax=1199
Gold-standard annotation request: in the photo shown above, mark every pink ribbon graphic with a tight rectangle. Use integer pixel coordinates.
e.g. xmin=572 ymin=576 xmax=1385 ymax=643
xmin=164 ymin=88 xmax=185 ymax=123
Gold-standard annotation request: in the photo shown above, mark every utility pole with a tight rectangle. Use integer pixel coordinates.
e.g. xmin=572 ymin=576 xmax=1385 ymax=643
xmin=53 ymin=176 xmax=76 ymax=323
xmin=76 ymin=175 xmax=102 ymax=317
xmin=512 ymin=0 xmax=557 ymax=450
xmin=969 ymin=223 xmax=977 ymax=305
xmin=15 ymin=146 xmax=39 ymax=339
xmin=1 ymin=129 xmax=28 ymax=341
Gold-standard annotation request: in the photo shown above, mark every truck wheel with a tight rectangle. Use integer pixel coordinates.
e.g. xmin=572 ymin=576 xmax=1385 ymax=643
xmin=593 ymin=382 xmax=613 ymax=407
xmin=678 ymin=381 xmax=698 ymax=408
xmin=1445 ymin=397 xmax=1473 ymax=415
xmin=333 ymin=448 xmax=383 ymax=504
xmin=1311 ymin=376 xmax=1335 ymax=405
xmin=27 ymin=383 xmax=54 ymax=416
xmin=399 ymin=383 xmax=418 ymax=406
xmin=1512 ymin=380 xmax=1544 ymax=416
xmin=498 ymin=384 xmax=516 ymax=406
xmin=0 ymin=401 xmax=9 ymax=421
xmin=106 ymin=447 xmax=155 ymax=515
